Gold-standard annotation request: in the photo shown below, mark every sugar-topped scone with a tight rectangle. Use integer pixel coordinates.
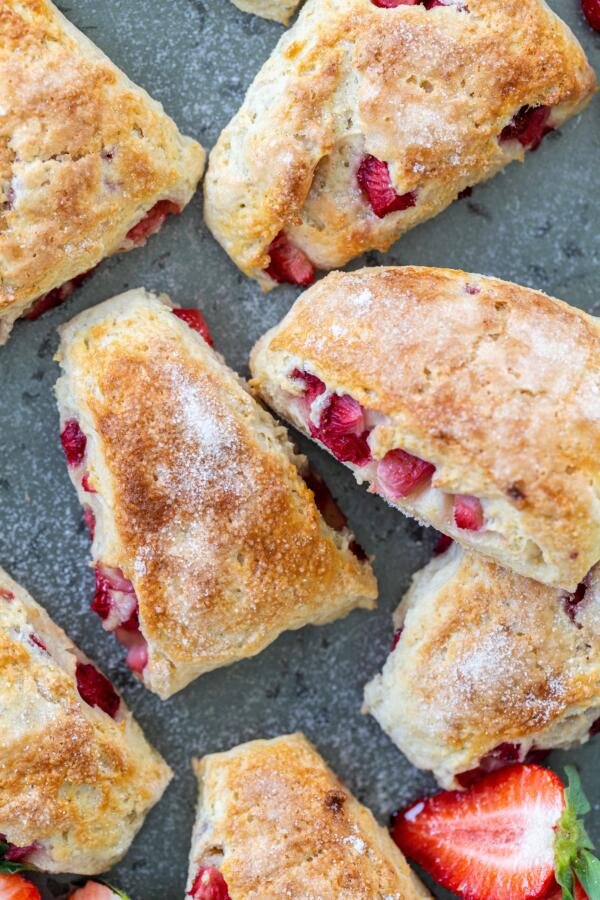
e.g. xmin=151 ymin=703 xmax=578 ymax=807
xmin=363 ymin=543 xmax=600 ymax=790
xmin=230 ymin=0 xmax=301 ymax=24
xmin=187 ymin=733 xmax=431 ymax=899
xmin=0 ymin=0 xmax=205 ymax=343
xmin=204 ymin=0 xmax=595 ymax=288
xmin=55 ymin=289 xmax=376 ymax=700
xmin=0 ymin=566 xmax=171 ymax=875
xmin=250 ymin=266 xmax=600 ymax=591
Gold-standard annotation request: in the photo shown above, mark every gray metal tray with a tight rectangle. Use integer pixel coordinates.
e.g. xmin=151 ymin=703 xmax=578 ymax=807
xmin=1 ymin=2 xmax=599 ymax=897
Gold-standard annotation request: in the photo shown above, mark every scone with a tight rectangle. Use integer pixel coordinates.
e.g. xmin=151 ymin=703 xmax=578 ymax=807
xmin=0 ymin=0 xmax=205 ymax=343
xmin=230 ymin=0 xmax=301 ymax=24
xmin=55 ymin=289 xmax=377 ymax=700
xmin=363 ymin=542 xmax=600 ymax=790
xmin=204 ymin=0 xmax=595 ymax=287
xmin=187 ymin=733 xmax=431 ymax=899
xmin=249 ymin=266 xmax=600 ymax=591
xmin=0 ymin=566 xmax=171 ymax=875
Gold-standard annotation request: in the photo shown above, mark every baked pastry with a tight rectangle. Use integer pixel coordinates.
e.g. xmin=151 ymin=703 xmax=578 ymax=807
xmin=0 ymin=0 xmax=205 ymax=344
xmin=55 ymin=289 xmax=376 ymax=700
xmin=230 ymin=0 xmax=301 ymax=24
xmin=186 ymin=733 xmax=431 ymax=898
xmin=250 ymin=266 xmax=600 ymax=591
xmin=363 ymin=542 xmax=600 ymax=789
xmin=0 ymin=566 xmax=171 ymax=875
xmin=204 ymin=0 xmax=595 ymax=287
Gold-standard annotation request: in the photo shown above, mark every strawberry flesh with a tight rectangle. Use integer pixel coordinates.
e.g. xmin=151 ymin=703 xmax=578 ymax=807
xmin=173 ymin=308 xmax=214 ymax=346
xmin=564 ymin=581 xmax=587 ymax=626
xmin=25 ymin=269 xmax=94 ymax=321
xmin=310 ymin=393 xmax=372 ymax=466
xmin=82 ymin=473 xmax=96 ymax=494
xmin=376 ymin=448 xmax=435 ymax=499
xmin=454 ymin=494 xmax=484 ymax=530
xmin=357 ymin=155 xmax=417 ymax=218
xmin=0 ymin=588 xmax=14 ymax=601
xmin=500 ymin=105 xmax=552 ymax=151
xmin=371 ymin=0 xmax=419 ymax=6
xmin=125 ymin=200 xmax=181 ymax=245
xmin=60 ymin=419 xmax=87 ymax=467
xmin=434 ymin=533 xmax=453 ymax=555
xmin=456 ymin=744 xmax=548 ymax=788
xmin=189 ymin=866 xmax=231 ymax=900
xmin=0 ymin=873 xmax=42 ymax=900
xmin=391 ymin=627 xmax=404 ymax=650
xmin=266 ymin=232 xmax=315 ymax=286
xmin=75 ymin=662 xmax=120 ymax=719
xmin=291 ymin=369 xmax=326 ymax=406
xmin=582 ymin=0 xmax=600 ymax=30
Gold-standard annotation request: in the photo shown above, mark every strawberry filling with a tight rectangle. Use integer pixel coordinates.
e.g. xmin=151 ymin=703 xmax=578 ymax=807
xmin=376 ymin=448 xmax=435 ymax=500
xmin=0 ymin=588 xmax=14 ymax=601
xmin=456 ymin=743 xmax=548 ymax=788
xmin=125 ymin=200 xmax=181 ymax=246
xmin=309 ymin=395 xmax=372 ymax=467
xmin=25 ymin=269 xmax=95 ymax=321
xmin=60 ymin=419 xmax=87 ymax=467
xmin=499 ymin=105 xmax=553 ymax=151
xmin=357 ymin=155 xmax=417 ymax=218
xmin=391 ymin=627 xmax=404 ymax=650
xmin=266 ymin=232 xmax=315 ymax=286
xmin=454 ymin=494 xmax=484 ymax=531
xmin=564 ymin=581 xmax=587 ymax=626
xmin=371 ymin=0 xmax=467 ymax=7
xmin=291 ymin=369 xmax=327 ymax=406
xmin=302 ymin=469 xmax=368 ymax=560
xmin=29 ymin=634 xmax=47 ymax=653
xmin=92 ymin=565 xmax=149 ymax=674
xmin=75 ymin=662 xmax=120 ymax=719
xmin=582 ymin=0 xmax=600 ymax=30
xmin=0 ymin=838 xmax=39 ymax=862
xmin=172 ymin=308 xmax=214 ymax=346
xmin=189 ymin=867 xmax=231 ymax=900
xmin=434 ymin=533 xmax=453 ymax=555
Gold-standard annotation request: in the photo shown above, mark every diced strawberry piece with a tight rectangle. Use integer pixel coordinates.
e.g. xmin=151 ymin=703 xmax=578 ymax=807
xmin=91 ymin=565 xmax=137 ymax=630
xmin=393 ymin=765 xmax=565 ymax=900
xmin=454 ymin=494 xmax=484 ymax=531
xmin=434 ymin=533 xmax=453 ymax=555
xmin=371 ymin=0 xmax=419 ymax=6
xmin=310 ymin=393 xmax=372 ymax=466
xmin=83 ymin=507 xmax=96 ymax=540
xmin=0 ymin=874 xmax=41 ymax=900
xmin=291 ymin=369 xmax=326 ymax=405
xmin=69 ymin=882 xmax=122 ymax=900
xmin=314 ymin=428 xmax=373 ymax=466
xmin=376 ymin=448 xmax=435 ymax=500
xmin=125 ymin=200 xmax=181 ymax=245
xmin=25 ymin=269 xmax=94 ymax=321
xmin=499 ymin=105 xmax=553 ymax=151
xmin=582 ymin=0 xmax=600 ymax=30
xmin=357 ymin=155 xmax=417 ymax=218
xmin=0 ymin=588 xmax=14 ymax=601
xmin=29 ymin=634 xmax=47 ymax=653
xmin=266 ymin=232 xmax=315 ymax=286
xmin=82 ymin=473 xmax=96 ymax=493
xmin=120 ymin=633 xmax=149 ymax=674
xmin=173 ymin=308 xmax=214 ymax=346
xmin=75 ymin=662 xmax=120 ymax=719
xmin=391 ymin=627 xmax=403 ymax=650
xmin=60 ymin=419 xmax=87 ymax=467
xmin=189 ymin=867 xmax=231 ymax=900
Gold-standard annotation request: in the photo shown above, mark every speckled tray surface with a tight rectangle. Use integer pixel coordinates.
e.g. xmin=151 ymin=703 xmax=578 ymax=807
xmin=1 ymin=1 xmax=599 ymax=898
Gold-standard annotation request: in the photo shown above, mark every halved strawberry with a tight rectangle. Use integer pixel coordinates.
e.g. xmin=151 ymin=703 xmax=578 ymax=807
xmin=0 ymin=874 xmax=41 ymax=900
xmin=582 ymin=0 xmax=600 ymax=30
xmin=266 ymin=232 xmax=315 ymax=286
xmin=172 ymin=308 xmax=214 ymax=346
xmin=499 ymin=105 xmax=552 ymax=151
xmin=125 ymin=200 xmax=181 ymax=246
xmin=393 ymin=765 xmax=600 ymax=900
xmin=188 ymin=866 xmax=231 ymax=900
xmin=357 ymin=155 xmax=417 ymax=218
xmin=376 ymin=448 xmax=435 ymax=499
xmin=60 ymin=419 xmax=87 ymax=467
xmin=75 ymin=662 xmax=120 ymax=719
xmin=454 ymin=494 xmax=484 ymax=531
xmin=546 ymin=881 xmax=588 ymax=900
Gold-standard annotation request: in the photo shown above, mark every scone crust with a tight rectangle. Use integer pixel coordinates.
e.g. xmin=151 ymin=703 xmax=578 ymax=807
xmin=56 ymin=290 xmax=376 ymax=698
xmin=363 ymin=545 xmax=600 ymax=787
xmin=0 ymin=0 xmax=204 ymax=334
xmin=205 ymin=0 xmax=595 ymax=283
xmin=0 ymin=567 xmax=171 ymax=874
xmin=250 ymin=266 xmax=600 ymax=590
xmin=188 ymin=733 xmax=430 ymax=899
xmin=230 ymin=0 xmax=301 ymax=24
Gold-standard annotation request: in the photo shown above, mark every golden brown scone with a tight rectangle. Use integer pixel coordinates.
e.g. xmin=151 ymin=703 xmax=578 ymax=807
xmin=187 ymin=733 xmax=431 ymax=899
xmin=363 ymin=543 xmax=600 ymax=790
xmin=204 ymin=0 xmax=595 ymax=288
xmin=0 ymin=566 xmax=171 ymax=875
xmin=0 ymin=0 xmax=205 ymax=343
xmin=250 ymin=266 xmax=600 ymax=591
xmin=230 ymin=0 xmax=301 ymax=24
xmin=55 ymin=289 xmax=377 ymax=700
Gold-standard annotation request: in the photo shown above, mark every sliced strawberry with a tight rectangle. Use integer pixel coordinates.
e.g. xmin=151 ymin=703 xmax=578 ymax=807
xmin=189 ymin=866 xmax=231 ymax=900
xmin=173 ymin=308 xmax=214 ymax=346
xmin=266 ymin=232 xmax=315 ymax=286
xmin=60 ymin=419 xmax=87 ymax=467
xmin=454 ymin=494 xmax=484 ymax=531
xmin=499 ymin=105 xmax=552 ymax=151
xmin=357 ymin=155 xmax=417 ymax=218
xmin=376 ymin=448 xmax=435 ymax=499
xmin=75 ymin=662 xmax=120 ymax=719
xmin=125 ymin=200 xmax=181 ymax=245
xmin=582 ymin=0 xmax=600 ymax=30
xmin=0 ymin=874 xmax=41 ymax=900
xmin=291 ymin=369 xmax=326 ymax=405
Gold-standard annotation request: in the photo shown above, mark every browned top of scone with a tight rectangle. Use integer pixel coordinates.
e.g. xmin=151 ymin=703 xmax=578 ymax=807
xmin=193 ymin=734 xmax=429 ymax=898
xmin=0 ymin=0 xmax=203 ymax=309
xmin=261 ymin=266 xmax=600 ymax=587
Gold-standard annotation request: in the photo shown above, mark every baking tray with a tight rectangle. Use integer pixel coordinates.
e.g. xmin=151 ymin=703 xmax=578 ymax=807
xmin=1 ymin=1 xmax=599 ymax=897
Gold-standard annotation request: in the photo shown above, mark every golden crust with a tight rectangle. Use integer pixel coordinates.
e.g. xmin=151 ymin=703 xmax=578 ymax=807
xmin=363 ymin=545 xmax=600 ymax=788
xmin=230 ymin=0 xmax=301 ymax=24
xmin=204 ymin=0 xmax=595 ymax=284
xmin=56 ymin=290 xmax=376 ymax=699
xmin=0 ymin=566 xmax=171 ymax=874
xmin=250 ymin=266 xmax=600 ymax=590
xmin=0 ymin=0 xmax=204 ymax=339
xmin=188 ymin=733 xmax=430 ymax=898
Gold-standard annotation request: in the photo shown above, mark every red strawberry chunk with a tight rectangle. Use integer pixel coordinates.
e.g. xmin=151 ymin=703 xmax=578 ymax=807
xmin=391 ymin=627 xmax=403 ymax=650
xmin=4 ymin=842 xmax=39 ymax=862
xmin=434 ymin=533 xmax=453 ymax=555
xmin=29 ymin=634 xmax=48 ymax=653
xmin=75 ymin=662 xmax=120 ymax=719
xmin=393 ymin=765 xmax=565 ymax=900
xmin=454 ymin=494 xmax=484 ymax=531
xmin=116 ymin=626 xmax=149 ymax=674
xmin=125 ymin=200 xmax=181 ymax=245
xmin=189 ymin=866 xmax=231 ymax=900
xmin=357 ymin=155 xmax=417 ymax=218
xmin=499 ymin=105 xmax=552 ymax=151
xmin=173 ymin=308 xmax=214 ymax=346
xmin=0 ymin=874 xmax=42 ymax=900
xmin=376 ymin=448 xmax=435 ymax=500
xmin=291 ymin=369 xmax=326 ymax=405
xmin=582 ymin=0 xmax=600 ymax=30
xmin=564 ymin=581 xmax=587 ymax=625
xmin=266 ymin=232 xmax=315 ymax=286
xmin=92 ymin=565 xmax=137 ymax=627
xmin=61 ymin=419 xmax=87 ymax=467
xmin=0 ymin=588 xmax=14 ymax=601
xmin=25 ymin=269 xmax=94 ymax=321
xmin=82 ymin=473 xmax=96 ymax=493
xmin=310 ymin=393 xmax=372 ymax=466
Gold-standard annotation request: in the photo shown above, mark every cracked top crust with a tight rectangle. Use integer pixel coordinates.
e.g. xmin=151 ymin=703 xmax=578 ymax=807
xmin=0 ymin=0 xmax=204 ymax=336
xmin=188 ymin=733 xmax=430 ymax=899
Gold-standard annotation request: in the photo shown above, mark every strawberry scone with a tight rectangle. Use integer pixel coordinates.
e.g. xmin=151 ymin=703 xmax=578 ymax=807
xmin=0 ymin=0 xmax=204 ymax=344
xmin=187 ymin=733 xmax=430 ymax=899
xmin=204 ymin=0 xmax=595 ymax=287
xmin=229 ymin=0 xmax=302 ymax=24
xmin=250 ymin=266 xmax=600 ymax=590
xmin=364 ymin=542 xmax=600 ymax=789
xmin=0 ymin=566 xmax=171 ymax=875
xmin=55 ymin=289 xmax=376 ymax=700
